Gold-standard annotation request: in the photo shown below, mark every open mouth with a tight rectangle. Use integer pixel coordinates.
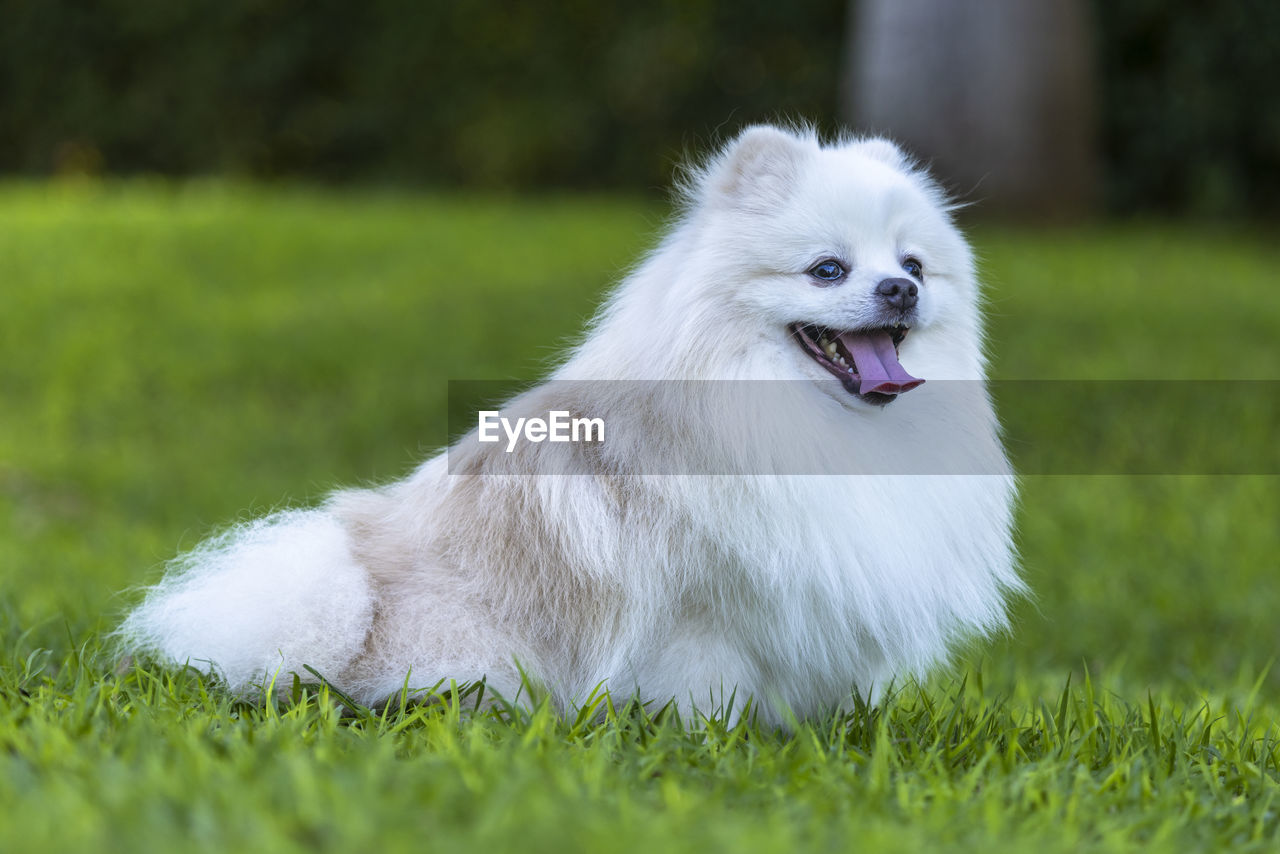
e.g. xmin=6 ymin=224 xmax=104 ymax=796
xmin=789 ymin=322 xmax=924 ymax=406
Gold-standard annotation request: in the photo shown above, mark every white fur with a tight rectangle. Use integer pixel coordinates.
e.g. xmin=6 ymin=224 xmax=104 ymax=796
xmin=119 ymin=510 xmax=374 ymax=689
xmin=120 ymin=125 xmax=1021 ymax=725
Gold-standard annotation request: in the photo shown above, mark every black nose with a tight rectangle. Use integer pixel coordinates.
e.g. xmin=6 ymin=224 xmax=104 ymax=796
xmin=876 ymin=277 xmax=919 ymax=311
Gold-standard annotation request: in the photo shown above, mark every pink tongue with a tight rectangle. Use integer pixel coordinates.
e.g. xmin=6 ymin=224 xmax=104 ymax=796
xmin=838 ymin=330 xmax=924 ymax=396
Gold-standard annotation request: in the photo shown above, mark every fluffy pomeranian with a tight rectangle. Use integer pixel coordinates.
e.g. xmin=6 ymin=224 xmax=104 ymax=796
xmin=121 ymin=125 xmax=1021 ymax=725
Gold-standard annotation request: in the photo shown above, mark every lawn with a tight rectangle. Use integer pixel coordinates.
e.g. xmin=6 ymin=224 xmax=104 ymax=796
xmin=1 ymin=181 xmax=1277 ymax=852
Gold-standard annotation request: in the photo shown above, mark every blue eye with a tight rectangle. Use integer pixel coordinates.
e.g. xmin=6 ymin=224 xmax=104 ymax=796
xmin=901 ymin=257 xmax=923 ymax=279
xmin=808 ymin=260 xmax=846 ymax=282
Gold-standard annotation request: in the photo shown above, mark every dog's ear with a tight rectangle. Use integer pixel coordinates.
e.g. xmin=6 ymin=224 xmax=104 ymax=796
xmin=709 ymin=125 xmax=808 ymax=211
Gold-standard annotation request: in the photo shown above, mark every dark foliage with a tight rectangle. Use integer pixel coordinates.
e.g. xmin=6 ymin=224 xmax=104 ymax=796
xmin=0 ymin=0 xmax=844 ymax=190
xmin=1094 ymin=0 xmax=1280 ymax=215
xmin=0 ymin=0 xmax=1276 ymax=213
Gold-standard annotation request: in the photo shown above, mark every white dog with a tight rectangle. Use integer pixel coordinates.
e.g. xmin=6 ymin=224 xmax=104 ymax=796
xmin=121 ymin=125 xmax=1021 ymax=725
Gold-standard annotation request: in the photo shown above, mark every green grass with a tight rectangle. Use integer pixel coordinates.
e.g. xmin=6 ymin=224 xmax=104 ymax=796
xmin=2 ymin=181 xmax=1278 ymax=852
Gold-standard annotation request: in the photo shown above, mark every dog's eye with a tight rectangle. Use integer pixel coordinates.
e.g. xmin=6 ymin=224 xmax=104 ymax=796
xmin=808 ymin=260 xmax=846 ymax=282
xmin=901 ymin=257 xmax=924 ymax=279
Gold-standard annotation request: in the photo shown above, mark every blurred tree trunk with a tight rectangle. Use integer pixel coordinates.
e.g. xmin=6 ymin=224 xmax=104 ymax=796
xmin=842 ymin=0 xmax=1097 ymax=218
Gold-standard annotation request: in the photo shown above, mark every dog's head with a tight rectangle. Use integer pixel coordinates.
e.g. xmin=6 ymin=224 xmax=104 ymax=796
xmin=682 ymin=125 xmax=985 ymax=406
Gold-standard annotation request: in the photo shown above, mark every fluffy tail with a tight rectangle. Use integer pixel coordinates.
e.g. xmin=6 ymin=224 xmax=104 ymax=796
xmin=118 ymin=509 xmax=374 ymax=693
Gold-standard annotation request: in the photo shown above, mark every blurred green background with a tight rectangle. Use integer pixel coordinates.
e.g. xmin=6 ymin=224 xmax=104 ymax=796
xmin=1 ymin=0 xmax=1277 ymax=215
